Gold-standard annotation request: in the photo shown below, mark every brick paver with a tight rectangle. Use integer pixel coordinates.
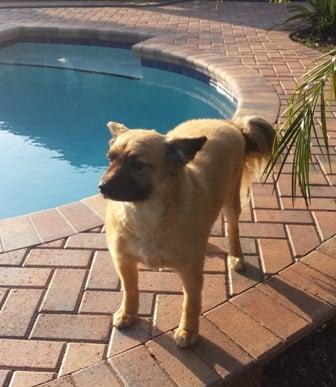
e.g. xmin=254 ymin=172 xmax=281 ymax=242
xmin=0 ymin=249 xmax=26 ymax=266
xmin=30 ymin=210 xmax=75 ymax=242
xmin=0 ymin=216 xmax=41 ymax=251
xmin=71 ymin=361 xmax=120 ymax=387
xmin=25 ymin=249 xmax=91 ymax=268
xmin=0 ymin=339 xmax=64 ymax=369
xmin=205 ymin=302 xmax=283 ymax=360
xmin=109 ymin=346 xmax=174 ymax=386
xmin=194 ymin=317 xmax=253 ymax=379
xmin=86 ymin=251 xmax=119 ymax=290
xmin=0 ymin=267 xmax=51 ymax=287
xmin=65 ymin=233 xmax=106 ymax=250
xmin=258 ymin=238 xmax=293 ymax=275
xmin=257 ymin=275 xmax=335 ymax=324
xmin=229 ymin=255 xmax=263 ymax=296
xmin=282 ymin=264 xmax=336 ymax=310
xmin=232 ymin=288 xmax=309 ymax=342
xmin=302 ymin=250 xmax=336 ymax=279
xmin=0 ymin=1 xmax=335 ymax=385
xmin=153 ymin=294 xmax=183 ymax=332
xmin=147 ymin=332 xmax=220 ymax=386
xmin=318 ymin=238 xmax=336 ymax=258
xmin=41 ymin=269 xmax=86 ymax=312
xmin=313 ymin=211 xmax=336 ymax=240
xmin=58 ymin=343 xmax=105 ymax=377
xmin=9 ymin=371 xmax=54 ymax=387
xmin=57 ymin=202 xmax=103 ymax=233
xmin=0 ymin=289 xmax=43 ymax=337
xmin=31 ymin=314 xmax=111 ymax=341
xmin=287 ymin=224 xmax=321 ymax=257
xmin=108 ymin=318 xmax=156 ymax=357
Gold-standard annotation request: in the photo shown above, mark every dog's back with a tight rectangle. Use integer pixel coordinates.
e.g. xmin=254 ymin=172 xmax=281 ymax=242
xmin=167 ymin=117 xmax=275 ymax=218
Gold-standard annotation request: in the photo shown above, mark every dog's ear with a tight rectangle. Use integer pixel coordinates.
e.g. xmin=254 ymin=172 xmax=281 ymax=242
xmin=166 ymin=136 xmax=207 ymax=173
xmin=107 ymin=121 xmax=129 ymax=137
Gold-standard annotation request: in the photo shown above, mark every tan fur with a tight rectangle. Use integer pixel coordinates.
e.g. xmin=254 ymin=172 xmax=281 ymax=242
xmin=103 ymin=117 xmax=275 ymax=347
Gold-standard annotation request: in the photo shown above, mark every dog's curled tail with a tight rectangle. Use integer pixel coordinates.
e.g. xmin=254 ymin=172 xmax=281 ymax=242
xmin=236 ymin=116 xmax=276 ymax=204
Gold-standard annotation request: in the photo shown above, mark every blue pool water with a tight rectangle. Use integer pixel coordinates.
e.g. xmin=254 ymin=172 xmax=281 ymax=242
xmin=0 ymin=42 xmax=236 ymax=219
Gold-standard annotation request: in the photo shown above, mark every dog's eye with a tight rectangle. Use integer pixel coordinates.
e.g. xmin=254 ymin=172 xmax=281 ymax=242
xmin=107 ymin=152 xmax=118 ymax=162
xmin=128 ymin=158 xmax=146 ymax=172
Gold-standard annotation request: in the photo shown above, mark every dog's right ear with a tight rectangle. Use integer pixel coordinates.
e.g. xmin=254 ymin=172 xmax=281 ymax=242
xmin=165 ymin=136 xmax=207 ymax=174
xmin=107 ymin=121 xmax=129 ymax=138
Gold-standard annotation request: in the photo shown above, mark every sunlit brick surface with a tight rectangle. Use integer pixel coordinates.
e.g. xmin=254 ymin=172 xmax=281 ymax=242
xmin=0 ymin=1 xmax=335 ymax=385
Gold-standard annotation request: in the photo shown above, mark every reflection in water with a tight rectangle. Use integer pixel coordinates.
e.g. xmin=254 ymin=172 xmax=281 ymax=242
xmin=0 ymin=46 xmax=235 ymax=218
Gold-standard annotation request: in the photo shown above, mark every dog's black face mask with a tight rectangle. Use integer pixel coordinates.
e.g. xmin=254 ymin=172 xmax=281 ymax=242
xmin=99 ymin=156 xmax=153 ymax=202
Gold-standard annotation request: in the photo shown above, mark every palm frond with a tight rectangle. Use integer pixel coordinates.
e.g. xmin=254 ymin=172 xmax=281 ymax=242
xmin=263 ymin=49 xmax=336 ymax=202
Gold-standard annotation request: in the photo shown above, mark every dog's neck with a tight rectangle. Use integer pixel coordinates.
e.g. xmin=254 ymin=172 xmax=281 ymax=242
xmin=120 ymin=172 xmax=188 ymax=237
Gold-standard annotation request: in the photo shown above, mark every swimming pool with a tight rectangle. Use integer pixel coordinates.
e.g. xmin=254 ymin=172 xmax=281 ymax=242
xmin=0 ymin=42 xmax=236 ymax=219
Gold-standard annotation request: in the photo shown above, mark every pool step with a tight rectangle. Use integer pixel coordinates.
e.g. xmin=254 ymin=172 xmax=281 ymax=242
xmin=0 ymin=42 xmax=143 ymax=79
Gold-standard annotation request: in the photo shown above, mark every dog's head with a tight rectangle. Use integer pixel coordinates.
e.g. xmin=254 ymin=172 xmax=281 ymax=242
xmin=99 ymin=121 xmax=207 ymax=202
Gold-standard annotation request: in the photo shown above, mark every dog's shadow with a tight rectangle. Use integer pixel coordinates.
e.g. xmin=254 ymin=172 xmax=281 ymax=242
xmin=110 ymin=318 xmax=252 ymax=384
xmin=109 ymin=272 xmax=336 ymax=384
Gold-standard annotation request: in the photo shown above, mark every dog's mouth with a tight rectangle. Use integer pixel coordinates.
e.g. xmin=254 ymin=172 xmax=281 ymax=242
xmin=100 ymin=192 xmax=109 ymax=200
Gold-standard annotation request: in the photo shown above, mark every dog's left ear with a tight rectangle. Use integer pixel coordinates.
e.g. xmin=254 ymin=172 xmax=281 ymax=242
xmin=107 ymin=121 xmax=129 ymax=137
xmin=166 ymin=136 xmax=207 ymax=172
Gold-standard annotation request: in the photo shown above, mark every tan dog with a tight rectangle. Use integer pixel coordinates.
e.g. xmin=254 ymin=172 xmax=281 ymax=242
xmin=99 ymin=117 xmax=275 ymax=348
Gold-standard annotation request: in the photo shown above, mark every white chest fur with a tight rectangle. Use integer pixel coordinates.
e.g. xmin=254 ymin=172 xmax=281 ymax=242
xmin=118 ymin=200 xmax=172 ymax=268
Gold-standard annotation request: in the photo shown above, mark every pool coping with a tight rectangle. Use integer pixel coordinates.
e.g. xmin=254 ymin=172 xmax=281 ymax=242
xmin=0 ymin=22 xmax=280 ymax=253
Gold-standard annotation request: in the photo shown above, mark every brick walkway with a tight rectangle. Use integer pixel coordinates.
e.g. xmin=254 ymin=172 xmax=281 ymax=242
xmin=0 ymin=1 xmax=335 ymax=386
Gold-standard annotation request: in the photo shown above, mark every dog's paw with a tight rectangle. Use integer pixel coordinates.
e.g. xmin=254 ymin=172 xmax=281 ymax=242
xmin=113 ymin=310 xmax=136 ymax=329
xmin=228 ymin=255 xmax=246 ymax=272
xmin=174 ymin=327 xmax=198 ymax=348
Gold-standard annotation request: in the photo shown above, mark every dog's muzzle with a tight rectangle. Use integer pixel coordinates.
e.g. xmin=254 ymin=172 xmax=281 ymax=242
xmin=98 ymin=176 xmax=152 ymax=202
xmin=98 ymin=180 xmax=109 ymax=198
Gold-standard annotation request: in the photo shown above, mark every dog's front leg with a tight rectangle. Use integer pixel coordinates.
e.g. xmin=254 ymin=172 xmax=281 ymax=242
xmin=113 ymin=259 xmax=139 ymax=329
xmin=174 ymin=269 xmax=203 ymax=348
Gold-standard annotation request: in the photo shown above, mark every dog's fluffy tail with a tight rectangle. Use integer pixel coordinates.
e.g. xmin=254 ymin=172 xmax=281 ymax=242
xmin=235 ymin=116 xmax=275 ymax=204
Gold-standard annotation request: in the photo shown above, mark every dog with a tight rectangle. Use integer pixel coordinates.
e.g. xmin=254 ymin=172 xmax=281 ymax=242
xmin=99 ymin=117 xmax=275 ymax=348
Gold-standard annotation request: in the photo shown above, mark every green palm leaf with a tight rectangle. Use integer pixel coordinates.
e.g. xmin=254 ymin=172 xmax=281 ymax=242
xmin=264 ymin=49 xmax=336 ymax=203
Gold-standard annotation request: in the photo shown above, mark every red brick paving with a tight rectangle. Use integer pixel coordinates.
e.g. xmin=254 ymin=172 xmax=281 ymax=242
xmin=257 ymin=275 xmax=335 ymax=325
xmin=0 ymin=1 xmax=335 ymax=385
xmin=71 ymin=361 xmax=119 ymax=386
xmin=232 ymin=287 xmax=309 ymax=342
xmin=302 ymin=250 xmax=336 ymax=280
xmin=258 ymin=238 xmax=293 ymax=275
xmin=205 ymin=301 xmax=283 ymax=360
xmin=194 ymin=317 xmax=253 ymax=379
xmin=110 ymin=346 xmax=174 ymax=386
xmin=146 ymin=332 xmax=220 ymax=386
xmin=0 ymin=339 xmax=64 ymax=369
xmin=279 ymin=263 xmax=336 ymax=309
xmin=9 ymin=371 xmax=54 ymax=386
xmin=58 ymin=343 xmax=105 ymax=376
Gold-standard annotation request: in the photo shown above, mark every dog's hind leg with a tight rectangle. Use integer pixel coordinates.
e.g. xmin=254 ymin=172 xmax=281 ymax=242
xmin=174 ymin=267 xmax=203 ymax=348
xmin=113 ymin=258 xmax=139 ymax=329
xmin=224 ymin=192 xmax=245 ymax=272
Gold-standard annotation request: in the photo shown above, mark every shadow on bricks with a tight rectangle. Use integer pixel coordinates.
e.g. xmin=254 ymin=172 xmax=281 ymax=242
xmin=109 ymin=318 xmax=254 ymax=386
xmin=258 ymin=274 xmax=336 ymax=326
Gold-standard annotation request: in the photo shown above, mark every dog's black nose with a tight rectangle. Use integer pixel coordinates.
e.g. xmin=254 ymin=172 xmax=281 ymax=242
xmin=98 ymin=181 xmax=106 ymax=193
